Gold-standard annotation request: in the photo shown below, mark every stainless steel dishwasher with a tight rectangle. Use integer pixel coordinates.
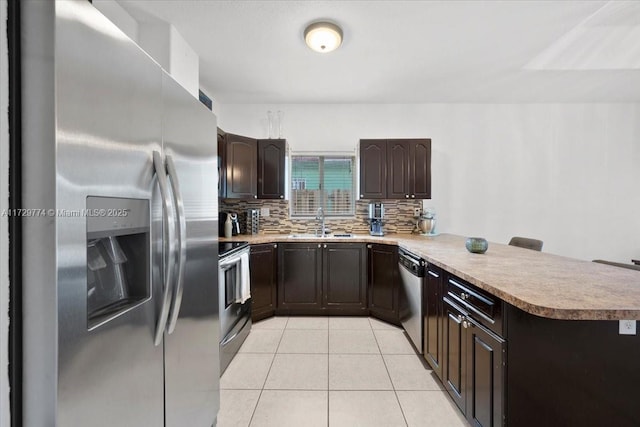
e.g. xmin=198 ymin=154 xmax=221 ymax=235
xmin=398 ymin=248 xmax=426 ymax=353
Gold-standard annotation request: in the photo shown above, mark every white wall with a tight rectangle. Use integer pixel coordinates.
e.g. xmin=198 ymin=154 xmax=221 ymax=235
xmin=0 ymin=1 xmax=10 ymax=425
xmin=92 ymin=0 xmax=138 ymax=42
xmin=220 ymin=103 xmax=640 ymax=263
xmin=94 ymin=0 xmax=200 ymax=98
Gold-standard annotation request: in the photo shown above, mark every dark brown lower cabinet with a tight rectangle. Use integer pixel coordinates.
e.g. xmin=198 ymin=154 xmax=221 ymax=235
xmin=276 ymin=242 xmax=366 ymax=315
xmin=277 ymin=243 xmax=323 ymax=312
xmin=250 ymin=243 xmax=278 ymax=321
xmin=368 ymin=244 xmax=400 ymax=325
xmin=323 ymin=243 xmax=367 ymax=314
xmin=443 ymin=298 xmax=467 ymax=413
xmin=467 ymin=317 xmax=505 ymax=427
xmin=443 ymin=282 xmax=505 ymax=426
xmin=424 ymin=264 xmax=444 ymax=379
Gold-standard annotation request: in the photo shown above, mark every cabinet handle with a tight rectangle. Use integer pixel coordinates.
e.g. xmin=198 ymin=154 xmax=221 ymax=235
xmin=405 ymin=194 xmax=409 ymax=198
xmin=279 ymin=195 xmax=284 ymax=199
xmin=367 ymin=244 xmax=372 ymax=249
xmin=411 ymin=194 xmax=415 ymax=198
xmin=427 ymin=270 xmax=439 ymax=278
xmin=254 ymin=195 xmax=257 ymax=199
xmin=360 ymin=194 xmax=363 ymax=198
xmin=318 ymin=244 xmax=321 ymax=248
xmin=273 ymin=244 xmax=277 ymax=248
xmin=460 ymin=292 xmax=469 ymax=301
xmin=456 ymin=314 xmax=464 ymax=324
xmin=462 ymin=319 xmax=474 ymax=329
xmin=323 ymin=244 xmax=327 ymax=248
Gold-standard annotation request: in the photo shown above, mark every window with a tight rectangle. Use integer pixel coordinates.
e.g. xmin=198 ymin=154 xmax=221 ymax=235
xmin=290 ymin=156 xmax=355 ymax=217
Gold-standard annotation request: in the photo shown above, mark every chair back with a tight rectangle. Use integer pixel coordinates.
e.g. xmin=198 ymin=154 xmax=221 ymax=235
xmin=508 ymin=236 xmax=543 ymax=251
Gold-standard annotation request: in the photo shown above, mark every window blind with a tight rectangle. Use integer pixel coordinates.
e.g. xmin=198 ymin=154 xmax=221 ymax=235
xmin=291 ymin=156 xmax=355 ymax=217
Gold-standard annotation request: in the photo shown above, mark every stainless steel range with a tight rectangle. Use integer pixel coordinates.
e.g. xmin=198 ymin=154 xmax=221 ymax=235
xmin=219 ymin=241 xmax=252 ymax=374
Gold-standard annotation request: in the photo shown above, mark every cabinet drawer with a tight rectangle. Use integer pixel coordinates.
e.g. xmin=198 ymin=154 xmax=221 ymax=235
xmin=447 ymin=276 xmax=503 ymax=336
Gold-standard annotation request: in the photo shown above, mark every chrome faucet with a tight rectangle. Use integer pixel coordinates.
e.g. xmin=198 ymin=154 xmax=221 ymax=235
xmin=316 ymin=207 xmax=326 ymax=237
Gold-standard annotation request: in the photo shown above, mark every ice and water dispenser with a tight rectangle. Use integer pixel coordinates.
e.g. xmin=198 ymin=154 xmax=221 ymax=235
xmin=86 ymin=196 xmax=150 ymax=329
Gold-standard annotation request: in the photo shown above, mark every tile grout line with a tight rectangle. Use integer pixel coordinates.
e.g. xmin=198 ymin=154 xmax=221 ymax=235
xmin=246 ymin=317 xmax=289 ymax=427
xmin=327 ymin=319 xmax=330 ymax=427
xmin=371 ymin=320 xmax=410 ymax=427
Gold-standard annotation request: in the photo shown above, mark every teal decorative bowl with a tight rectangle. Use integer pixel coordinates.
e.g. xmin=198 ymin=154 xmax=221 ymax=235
xmin=466 ymin=237 xmax=488 ymax=254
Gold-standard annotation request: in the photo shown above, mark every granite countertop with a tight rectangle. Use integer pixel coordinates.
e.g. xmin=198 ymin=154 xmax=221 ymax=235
xmin=221 ymin=233 xmax=640 ymax=321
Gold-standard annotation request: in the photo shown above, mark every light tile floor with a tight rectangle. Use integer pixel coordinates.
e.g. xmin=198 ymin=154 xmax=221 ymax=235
xmin=219 ymin=316 xmax=468 ymax=427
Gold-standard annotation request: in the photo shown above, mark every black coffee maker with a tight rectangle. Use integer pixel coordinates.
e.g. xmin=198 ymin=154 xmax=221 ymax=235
xmin=219 ymin=212 xmax=241 ymax=236
xmin=229 ymin=213 xmax=240 ymax=235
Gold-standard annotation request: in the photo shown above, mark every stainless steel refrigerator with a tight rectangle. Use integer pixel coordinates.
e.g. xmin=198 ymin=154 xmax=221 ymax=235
xmin=21 ymin=1 xmax=219 ymax=425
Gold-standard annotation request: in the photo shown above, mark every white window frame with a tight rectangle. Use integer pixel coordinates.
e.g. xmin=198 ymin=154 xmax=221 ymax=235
xmin=289 ymin=155 xmax=356 ymax=218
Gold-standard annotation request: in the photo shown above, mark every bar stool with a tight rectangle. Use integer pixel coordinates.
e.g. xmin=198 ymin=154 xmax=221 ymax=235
xmin=508 ymin=236 xmax=543 ymax=251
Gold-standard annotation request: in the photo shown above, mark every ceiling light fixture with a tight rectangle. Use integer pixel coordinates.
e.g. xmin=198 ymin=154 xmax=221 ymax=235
xmin=304 ymin=21 xmax=343 ymax=53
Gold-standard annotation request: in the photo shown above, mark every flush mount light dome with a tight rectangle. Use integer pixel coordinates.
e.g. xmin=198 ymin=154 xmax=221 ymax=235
xmin=304 ymin=21 xmax=343 ymax=53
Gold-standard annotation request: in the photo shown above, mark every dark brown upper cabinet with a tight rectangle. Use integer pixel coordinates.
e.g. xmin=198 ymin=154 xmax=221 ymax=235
xmin=257 ymin=139 xmax=286 ymax=199
xmin=218 ymin=130 xmax=286 ymax=200
xmin=359 ymin=140 xmax=387 ymax=199
xmin=222 ymin=133 xmax=257 ymax=199
xmin=359 ymin=138 xmax=431 ymax=200
xmin=410 ymin=139 xmax=432 ymax=199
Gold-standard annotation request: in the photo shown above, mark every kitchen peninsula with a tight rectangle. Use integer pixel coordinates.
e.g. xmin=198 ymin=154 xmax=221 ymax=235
xmin=224 ymin=233 xmax=640 ymax=426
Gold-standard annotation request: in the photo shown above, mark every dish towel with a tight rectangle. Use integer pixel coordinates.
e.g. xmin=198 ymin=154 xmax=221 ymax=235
xmin=238 ymin=251 xmax=251 ymax=304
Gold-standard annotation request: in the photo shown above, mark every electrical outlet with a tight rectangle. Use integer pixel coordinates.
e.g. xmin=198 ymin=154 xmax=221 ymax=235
xmin=619 ymin=320 xmax=636 ymax=335
xmin=413 ymin=208 xmax=421 ymax=217
xmin=260 ymin=207 xmax=270 ymax=217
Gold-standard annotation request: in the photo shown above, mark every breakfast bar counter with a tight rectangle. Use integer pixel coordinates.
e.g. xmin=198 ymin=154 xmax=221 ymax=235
xmin=221 ymin=233 xmax=640 ymax=321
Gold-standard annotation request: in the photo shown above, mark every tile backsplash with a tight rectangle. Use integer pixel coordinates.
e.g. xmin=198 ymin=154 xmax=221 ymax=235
xmin=220 ymin=199 xmax=422 ymax=235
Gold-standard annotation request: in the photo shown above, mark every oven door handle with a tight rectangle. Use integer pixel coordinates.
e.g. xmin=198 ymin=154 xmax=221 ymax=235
xmin=166 ymin=154 xmax=187 ymax=334
xmin=220 ymin=254 xmax=242 ymax=269
xmin=220 ymin=314 xmax=251 ymax=346
xmin=153 ymin=151 xmax=176 ymax=346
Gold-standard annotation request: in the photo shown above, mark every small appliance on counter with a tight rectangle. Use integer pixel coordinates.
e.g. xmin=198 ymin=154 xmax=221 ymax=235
xmin=229 ymin=213 xmax=240 ymax=236
xmin=368 ymin=202 xmax=385 ymax=236
xmin=219 ymin=212 xmax=241 ymax=237
xmin=416 ymin=209 xmax=437 ymax=235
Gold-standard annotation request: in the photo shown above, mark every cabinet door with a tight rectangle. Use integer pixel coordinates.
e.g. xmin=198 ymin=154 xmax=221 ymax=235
xmin=225 ymin=133 xmax=257 ymax=199
xmin=409 ymin=139 xmax=431 ymax=199
xmin=277 ymin=243 xmax=323 ymax=312
xmin=257 ymin=139 xmax=286 ymax=199
xmin=323 ymin=243 xmax=367 ymax=313
xmin=217 ymin=132 xmax=226 ymax=198
xmin=466 ymin=319 xmax=505 ymax=427
xmin=387 ymin=139 xmax=411 ymax=199
xmin=368 ymin=244 xmax=400 ymax=324
xmin=250 ymin=243 xmax=278 ymax=321
xmin=424 ymin=264 xmax=443 ymax=379
xmin=443 ymin=298 xmax=467 ymax=414
xmin=359 ymin=139 xmax=387 ymax=199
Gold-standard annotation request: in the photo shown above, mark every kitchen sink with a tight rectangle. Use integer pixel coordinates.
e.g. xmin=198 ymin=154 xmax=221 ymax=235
xmin=287 ymin=233 xmax=355 ymax=238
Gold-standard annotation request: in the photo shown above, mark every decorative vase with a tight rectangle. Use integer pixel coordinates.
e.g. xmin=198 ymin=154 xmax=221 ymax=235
xmin=267 ymin=110 xmax=274 ymax=139
xmin=277 ymin=110 xmax=284 ymax=138
xmin=466 ymin=237 xmax=488 ymax=254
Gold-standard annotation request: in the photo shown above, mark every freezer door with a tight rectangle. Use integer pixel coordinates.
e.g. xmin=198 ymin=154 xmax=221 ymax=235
xmin=161 ymin=72 xmax=220 ymax=426
xmin=53 ymin=2 xmax=164 ymax=426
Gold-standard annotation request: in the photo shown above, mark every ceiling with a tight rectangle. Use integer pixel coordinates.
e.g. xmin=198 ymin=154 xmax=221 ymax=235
xmin=119 ymin=1 xmax=640 ymax=104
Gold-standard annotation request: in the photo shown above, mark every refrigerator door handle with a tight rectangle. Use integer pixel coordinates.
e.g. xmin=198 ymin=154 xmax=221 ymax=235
xmin=165 ymin=154 xmax=187 ymax=334
xmin=153 ymin=151 xmax=176 ymax=346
